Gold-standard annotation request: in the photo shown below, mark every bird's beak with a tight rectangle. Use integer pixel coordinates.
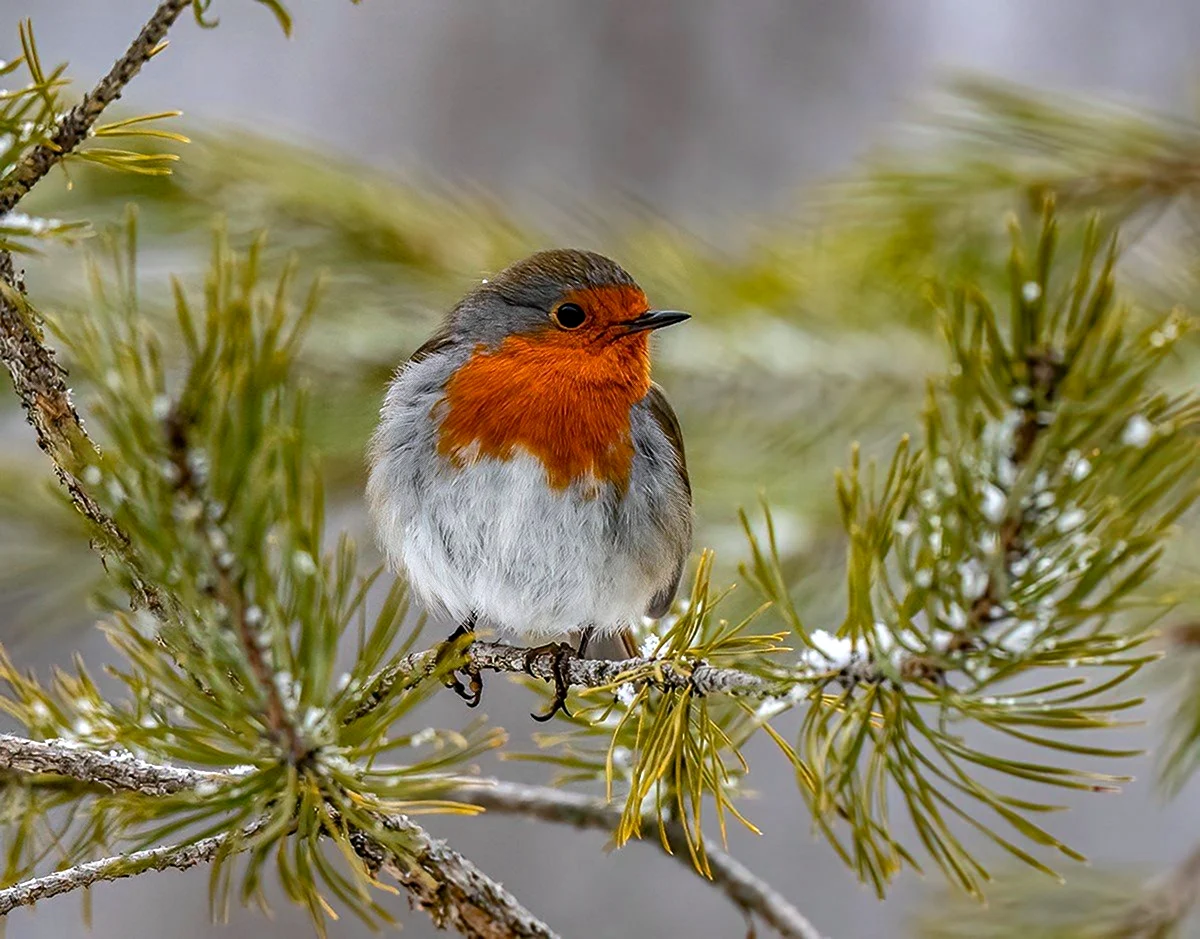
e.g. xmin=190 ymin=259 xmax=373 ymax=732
xmin=622 ymin=309 xmax=691 ymax=334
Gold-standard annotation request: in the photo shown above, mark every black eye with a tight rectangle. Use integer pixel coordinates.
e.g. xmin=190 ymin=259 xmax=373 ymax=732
xmin=552 ymin=302 xmax=587 ymax=330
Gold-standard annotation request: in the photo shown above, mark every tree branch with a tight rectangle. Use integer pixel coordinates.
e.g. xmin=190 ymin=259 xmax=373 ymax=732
xmin=0 ymin=734 xmax=820 ymax=939
xmin=354 ymin=814 xmax=562 ymax=939
xmin=451 ymin=780 xmax=828 ymax=939
xmin=0 ymin=733 xmax=559 ymax=938
xmin=0 ymin=829 xmax=235 ymax=916
xmin=0 ymin=0 xmax=193 ymax=214
xmin=350 ymin=640 xmax=781 ymax=724
xmin=0 ymin=0 xmax=194 ymax=618
xmin=0 ymin=732 xmax=211 ymax=795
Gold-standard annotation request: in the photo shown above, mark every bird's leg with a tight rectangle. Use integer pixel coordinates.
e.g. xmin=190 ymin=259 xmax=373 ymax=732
xmin=442 ymin=613 xmax=483 ymax=708
xmin=525 ymin=641 xmax=577 ymax=722
xmin=576 ymin=626 xmax=596 ymax=659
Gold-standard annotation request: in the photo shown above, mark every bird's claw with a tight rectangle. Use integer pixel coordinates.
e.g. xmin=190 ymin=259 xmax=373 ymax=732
xmin=441 ymin=616 xmax=484 ymax=708
xmin=525 ymin=642 xmax=574 ymax=722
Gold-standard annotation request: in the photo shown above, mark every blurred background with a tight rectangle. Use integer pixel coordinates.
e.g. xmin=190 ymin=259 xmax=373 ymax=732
xmin=3 ymin=1 xmax=1200 ymax=937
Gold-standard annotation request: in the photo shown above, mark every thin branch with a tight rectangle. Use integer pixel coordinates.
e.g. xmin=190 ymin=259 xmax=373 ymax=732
xmin=0 ymin=735 xmax=815 ymax=938
xmin=350 ymin=640 xmax=780 ymax=724
xmin=0 ymin=732 xmax=212 ymax=795
xmin=0 ymin=0 xmax=193 ymax=618
xmin=0 ymin=0 xmax=193 ymax=215
xmin=0 ymin=829 xmax=234 ymax=916
xmin=163 ymin=403 xmax=306 ymax=762
xmin=0 ymin=254 xmax=165 ymax=615
xmin=0 ymin=734 xmax=558 ymax=938
xmin=451 ymin=780 xmax=827 ymax=939
xmin=355 ymin=814 xmax=562 ymax=939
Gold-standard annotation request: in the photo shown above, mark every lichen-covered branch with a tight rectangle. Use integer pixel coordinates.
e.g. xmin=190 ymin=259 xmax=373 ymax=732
xmin=0 ymin=733 xmax=557 ymax=938
xmin=452 ymin=780 xmax=827 ymax=939
xmin=0 ymin=0 xmax=193 ymax=214
xmin=0 ymin=735 xmax=819 ymax=939
xmin=0 ymin=0 xmax=192 ymax=619
xmin=0 ymin=732 xmax=213 ymax=795
xmin=0 ymin=829 xmax=234 ymax=916
xmin=350 ymin=640 xmax=780 ymax=723
xmin=354 ymin=814 xmax=562 ymax=939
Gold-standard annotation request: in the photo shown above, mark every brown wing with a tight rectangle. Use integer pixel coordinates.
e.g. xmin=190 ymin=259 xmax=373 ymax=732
xmin=406 ymin=329 xmax=455 ymax=367
xmin=644 ymin=383 xmax=691 ymax=619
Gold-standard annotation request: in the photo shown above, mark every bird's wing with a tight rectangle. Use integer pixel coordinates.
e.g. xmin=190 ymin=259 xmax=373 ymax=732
xmin=405 ymin=329 xmax=456 ymax=368
xmin=644 ymin=382 xmax=692 ymax=619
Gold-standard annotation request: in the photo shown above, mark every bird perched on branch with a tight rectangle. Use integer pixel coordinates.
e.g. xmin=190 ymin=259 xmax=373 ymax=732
xmin=368 ymin=249 xmax=692 ymax=720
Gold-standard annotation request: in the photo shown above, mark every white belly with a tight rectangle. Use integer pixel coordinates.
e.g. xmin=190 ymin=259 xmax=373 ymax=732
xmin=396 ymin=452 xmax=662 ymax=641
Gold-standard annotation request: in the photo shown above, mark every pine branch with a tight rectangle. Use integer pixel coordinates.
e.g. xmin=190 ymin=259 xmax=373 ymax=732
xmin=0 ymin=734 xmax=822 ymax=939
xmin=348 ymin=640 xmax=782 ymax=725
xmin=0 ymin=0 xmax=192 ymax=214
xmin=0 ymin=253 xmax=165 ymax=616
xmin=452 ymin=780 xmax=827 ymax=939
xmin=0 ymin=732 xmax=213 ymax=794
xmin=353 ymin=814 xmax=561 ymax=939
xmin=0 ymin=0 xmax=192 ymax=619
xmin=0 ymin=828 xmax=238 ymax=916
xmin=0 ymin=733 xmax=558 ymax=938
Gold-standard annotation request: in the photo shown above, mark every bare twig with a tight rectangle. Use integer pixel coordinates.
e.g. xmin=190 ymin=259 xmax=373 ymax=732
xmin=0 ymin=734 xmax=559 ymax=938
xmin=0 ymin=829 xmax=234 ymax=916
xmin=0 ymin=0 xmax=193 ymax=214
xmin=451 ymin=780 xmax=827 ymax=939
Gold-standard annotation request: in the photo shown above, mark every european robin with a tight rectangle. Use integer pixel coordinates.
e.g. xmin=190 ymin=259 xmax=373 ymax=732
xmin=367 ymin=249 xmax=692 ymax=719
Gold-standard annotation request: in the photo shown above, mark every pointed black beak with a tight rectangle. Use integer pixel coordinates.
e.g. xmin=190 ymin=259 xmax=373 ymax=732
xmin=622 ymin=309 xmax=691 ymax=334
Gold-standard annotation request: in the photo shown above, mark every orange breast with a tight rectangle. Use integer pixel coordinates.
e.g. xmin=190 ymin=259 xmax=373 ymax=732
xmin=435 ymin=332 xmax=651 ymax=491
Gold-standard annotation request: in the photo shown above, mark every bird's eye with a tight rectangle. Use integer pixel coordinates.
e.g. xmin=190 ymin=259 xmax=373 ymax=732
xmin=551 ymin=302 xmax=588 ymax=330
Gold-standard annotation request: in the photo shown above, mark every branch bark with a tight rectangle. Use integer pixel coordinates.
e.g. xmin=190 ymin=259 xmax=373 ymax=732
xmin=0 ymin=733 xmax=558 ymax=938
xmin=0 ymin=0 xmax=193 ymax=214
xmin=350 ymin=639 xmax=782 ymax=724
xmin=0 ymin=734 xmax=821 ymax=939
xmin=452 ymin=780 xmax=828 ymax=939
xmin=0 ymin=829 xmax=235 ymax=916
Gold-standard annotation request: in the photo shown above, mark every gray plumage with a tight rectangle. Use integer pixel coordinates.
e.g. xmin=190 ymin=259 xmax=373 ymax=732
xmin=367 ymin=249 xmax=692 ymax=642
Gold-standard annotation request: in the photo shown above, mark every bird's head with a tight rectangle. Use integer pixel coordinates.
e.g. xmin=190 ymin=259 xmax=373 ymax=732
xmin=450 ymin=248 xmax=689 ymax=353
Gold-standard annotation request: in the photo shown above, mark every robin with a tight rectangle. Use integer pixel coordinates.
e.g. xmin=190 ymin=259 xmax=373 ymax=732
xmin=367 ymin=249 xmax=692 ymax=720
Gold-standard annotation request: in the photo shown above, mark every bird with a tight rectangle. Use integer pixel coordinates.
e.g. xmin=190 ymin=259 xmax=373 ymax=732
xmin=367 ymin=248 xmax=692 ymax=720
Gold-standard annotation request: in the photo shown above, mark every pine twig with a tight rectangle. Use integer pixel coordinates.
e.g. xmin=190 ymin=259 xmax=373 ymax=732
xmin=0 ymin=829 xmax=236 ymax=916
xmin=0 ymin=0 xmax=195 ymax=617
xmin=354 ymin=814 xmax=562 ymax=939
xmin=0 ymin=733 xmax=559 ymax=938
xmin=452 ymin=780 xmax=827 ymax=939
xmin=0 ymin=0 xmax=193 ymax=214
xmin=350 ymin=640 xmax=778 ymax=723
xmin=0 ymin=732 xmax=212 ymax=795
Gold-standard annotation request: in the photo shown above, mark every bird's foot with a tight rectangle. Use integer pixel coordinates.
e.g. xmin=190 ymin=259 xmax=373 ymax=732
xmin=524 ymin=642 xmax=575 ymax=722
xmin=442 ymin=618 xmax=483 ymax=708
